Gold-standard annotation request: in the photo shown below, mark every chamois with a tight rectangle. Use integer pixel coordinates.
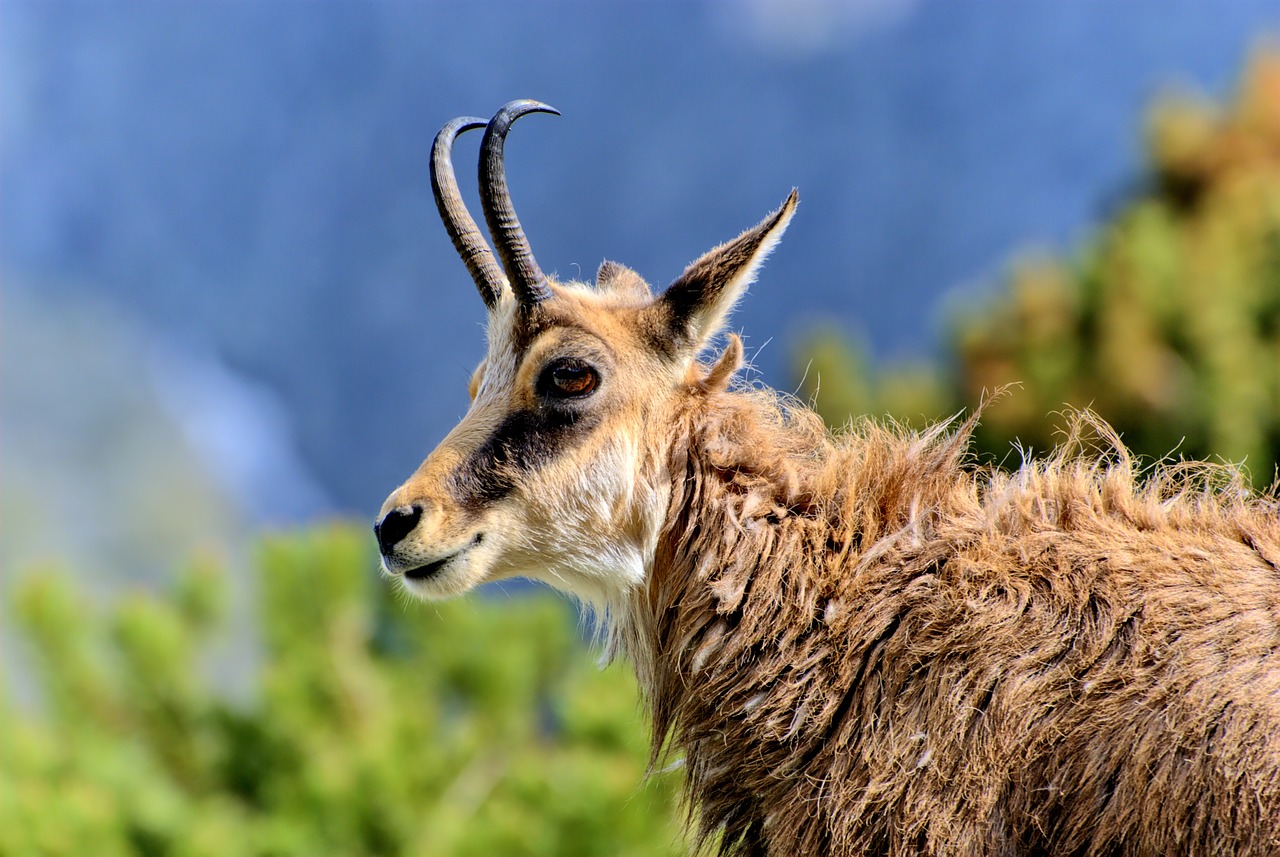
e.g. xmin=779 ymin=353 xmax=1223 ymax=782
xmin=376 ymin=101 xmax=1280 ymax=856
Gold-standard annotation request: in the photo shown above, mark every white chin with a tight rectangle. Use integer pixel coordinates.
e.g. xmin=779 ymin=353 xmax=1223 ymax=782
xmin=394 ymin=557 xmax=473 ymax=600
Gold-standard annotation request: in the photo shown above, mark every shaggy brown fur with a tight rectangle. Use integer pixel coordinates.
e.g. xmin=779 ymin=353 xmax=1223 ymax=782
xmin=621 ymin=366 xmax=1280 ymax=857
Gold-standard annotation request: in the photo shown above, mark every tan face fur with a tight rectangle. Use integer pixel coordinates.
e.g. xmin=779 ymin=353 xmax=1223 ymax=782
xmin=377 ymin=191 xmax=797 ymax=608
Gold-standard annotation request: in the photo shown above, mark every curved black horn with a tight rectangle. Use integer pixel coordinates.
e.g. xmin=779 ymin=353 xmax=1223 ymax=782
xmin=431 ymin=117 xmax=506 ymax=308
xmin=479 ymin=100 xmax=560 ymax=305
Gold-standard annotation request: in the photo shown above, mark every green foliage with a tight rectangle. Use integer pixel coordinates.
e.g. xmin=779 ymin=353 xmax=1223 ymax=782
xmin=800 ymin=51 xmax=1280 ymax=484
xmin=799 ymin=330 xmax=953 ymax=431
xmin=2 ymin=525 xmax=683 ymax=857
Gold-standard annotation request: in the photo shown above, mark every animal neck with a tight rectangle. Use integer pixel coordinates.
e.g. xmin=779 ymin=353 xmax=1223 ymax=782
xmin=612 ymin=389 xmax=836 ymax=844
xmin=613 ymin=389 xmax=978 ymax=851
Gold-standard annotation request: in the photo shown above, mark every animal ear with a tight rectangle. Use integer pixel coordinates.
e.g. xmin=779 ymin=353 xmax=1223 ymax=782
xmin=655 ymin=189 xmax=797 ymax=351
xmin=596 ymin=260 xmax=652 ymax=299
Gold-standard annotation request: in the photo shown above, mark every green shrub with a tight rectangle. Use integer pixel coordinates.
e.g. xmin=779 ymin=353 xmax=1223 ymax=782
xmin=799 ymin=50 xmax=1280 ymax=485
xmin=2 ymin=525 xmax=683 ymax=857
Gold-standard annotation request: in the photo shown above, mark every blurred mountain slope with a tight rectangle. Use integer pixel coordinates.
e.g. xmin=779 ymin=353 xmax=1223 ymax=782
xmin=4 ymin=0 xmax=1277 ymax=514
xmin=2 ymin=287 xmax=249 ymax=589
xmin=1 ymin=286 xmax=336 ymax=700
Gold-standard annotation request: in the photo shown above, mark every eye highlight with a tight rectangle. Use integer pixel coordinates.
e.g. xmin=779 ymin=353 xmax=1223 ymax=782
xmin=539 ymin=358 xmax=599 ymax=399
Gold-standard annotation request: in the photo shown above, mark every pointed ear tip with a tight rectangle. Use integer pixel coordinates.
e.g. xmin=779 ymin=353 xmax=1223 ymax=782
xmin=772 ymin=188 xmax=799 ymax=224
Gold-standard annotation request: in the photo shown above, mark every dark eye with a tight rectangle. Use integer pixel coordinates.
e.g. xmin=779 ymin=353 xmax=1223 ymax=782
xmin=540 ymin=359 xmax=599 ymax=399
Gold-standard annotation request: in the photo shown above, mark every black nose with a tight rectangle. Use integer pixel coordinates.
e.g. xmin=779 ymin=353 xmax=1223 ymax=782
xmin=375 ymin=504 xmax=422 ymax=556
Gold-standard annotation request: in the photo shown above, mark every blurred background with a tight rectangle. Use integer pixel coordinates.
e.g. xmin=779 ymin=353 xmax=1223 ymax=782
xmin=3 ymin=2 xmax=1278 ymax=855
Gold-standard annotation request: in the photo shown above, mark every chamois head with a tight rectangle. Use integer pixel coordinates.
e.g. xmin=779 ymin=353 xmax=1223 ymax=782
xmin=376 ymin=101 xmax=796 ymax=605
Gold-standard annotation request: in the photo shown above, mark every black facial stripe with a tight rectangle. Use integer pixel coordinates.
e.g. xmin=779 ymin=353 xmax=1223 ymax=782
xmin=450 ymin=405 xmax=601 ymax=509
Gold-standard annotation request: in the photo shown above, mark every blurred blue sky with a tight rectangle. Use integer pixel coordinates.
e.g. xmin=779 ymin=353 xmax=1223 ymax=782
xmin=3 ymin=1 xmax=1277 ymax=569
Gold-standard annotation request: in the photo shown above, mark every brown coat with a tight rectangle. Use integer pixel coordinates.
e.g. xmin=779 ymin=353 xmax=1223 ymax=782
xmin=623 ymin=391 xmax=1280 ymax=856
